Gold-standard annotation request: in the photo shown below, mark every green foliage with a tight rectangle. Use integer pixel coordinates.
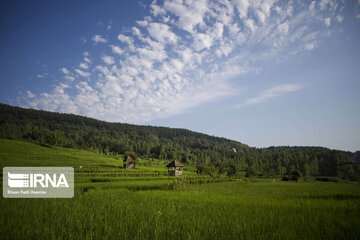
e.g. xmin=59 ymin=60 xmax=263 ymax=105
xmin=0 ymin=103 xmax=359 ymax=180
xmin=245 ymin=166 xmax=259 ymax=177
xmin=0 ymin=137 xmax=359 ymax=239
xmin=124 ymin=151 xmax=137 ymax=160
xmin=290 ymin=170 xmax=302 ymax=182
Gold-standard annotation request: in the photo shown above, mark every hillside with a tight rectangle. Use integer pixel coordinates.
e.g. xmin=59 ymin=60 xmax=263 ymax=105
xmin=0 ymin=103 xmax=358 ymax=179
xmin=0 ymin=139 xmax=121 ymax=169
xmin=0 ymin=139 xmax=195 ymax=175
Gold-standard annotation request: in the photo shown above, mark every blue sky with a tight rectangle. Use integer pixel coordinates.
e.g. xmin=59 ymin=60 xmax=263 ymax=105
xmin=0 ymin=0 xmax=359 ymax=151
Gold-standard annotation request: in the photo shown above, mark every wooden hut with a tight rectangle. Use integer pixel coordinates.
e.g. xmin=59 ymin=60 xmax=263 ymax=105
xmin=123 ymin=156 xmax=135 ymax=169
xmin=166 ymin=160 xmax=184 ymax=176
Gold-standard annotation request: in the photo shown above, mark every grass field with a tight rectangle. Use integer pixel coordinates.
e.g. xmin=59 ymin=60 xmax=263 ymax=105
xmin=1 ymin=139 xmax=359 ymax=239
xmin=0 ymin=139 xmax=122 ymax=169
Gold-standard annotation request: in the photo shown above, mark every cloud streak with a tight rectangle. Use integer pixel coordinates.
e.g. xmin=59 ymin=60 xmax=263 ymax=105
xmin=236 ymin=84 xmax=304 ymax=108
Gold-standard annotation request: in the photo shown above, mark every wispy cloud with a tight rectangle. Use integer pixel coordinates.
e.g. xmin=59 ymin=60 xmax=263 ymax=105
xmin=236 ymin=84 xmax=304 ymax=108
xmin=36 ymin=60 xmax=47 ymax=68
xmin=101 ymin=55 xmax=115 ymax=65
xmin=26 ymin=91 xmax=35 ymax=98
xmin=37 ymin=72 xmax=48 ymax=78
xmin=74 ymin=68 xmax=90 ymax=77
xmin=79 ymin=63 xmax=89 ymax=69
xmin=92 ymin=34 xmax=107 ymax=43
xmin=21 ymin=0 xmax=347 ymax=123
xmin=60 ymin=68 xmax=70 ymax=75
xmin=110 ymin=45 xmax=123 ymax=55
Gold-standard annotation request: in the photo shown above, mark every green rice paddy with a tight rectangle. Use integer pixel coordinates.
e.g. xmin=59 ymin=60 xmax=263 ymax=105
xmin=0 ymin=140 xmax=359 ymax=239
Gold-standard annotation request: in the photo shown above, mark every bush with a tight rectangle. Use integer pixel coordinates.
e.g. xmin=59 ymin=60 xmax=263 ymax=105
xmin=281 ymin=170 xmax=302 ymax=182
xmin=315 ymin=177 xmax=339 ymax=182
xmin=245 ymin=167 xmax=259 ymax=178
xmin=290 ymin=170 xmax=301 ymax=182
xmin=281 ymin=176 xmax=289 ymax=181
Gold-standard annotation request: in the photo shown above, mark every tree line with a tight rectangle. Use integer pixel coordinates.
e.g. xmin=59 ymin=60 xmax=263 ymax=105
xmin=0 ymin=103 xmax=358 ymax=180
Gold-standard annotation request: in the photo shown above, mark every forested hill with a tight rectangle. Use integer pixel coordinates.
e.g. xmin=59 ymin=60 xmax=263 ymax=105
xmin=0 ymin=103 xmax=358 ymax=179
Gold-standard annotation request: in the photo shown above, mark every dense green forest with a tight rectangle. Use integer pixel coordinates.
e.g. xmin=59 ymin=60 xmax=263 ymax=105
xmin=0 ymin=103 xmax=358 ymax=180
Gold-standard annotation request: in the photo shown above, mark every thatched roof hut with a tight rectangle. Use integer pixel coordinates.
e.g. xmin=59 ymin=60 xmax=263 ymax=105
xmin=166 ymin=160 xmax=184 ymax=176
xmin=123 ymin=156 xmax=135 ymax=169
xmin=166 ymin=160 xmax=184 ymax=168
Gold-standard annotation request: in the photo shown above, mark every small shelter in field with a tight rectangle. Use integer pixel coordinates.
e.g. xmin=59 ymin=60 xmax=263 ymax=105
xmin=166 ymin=160 xmax=184 ymax=176
xmin=123 ymin=156 xmax=135 ymax=169
xmin=354 ymin=151 xmax=360 ymax=164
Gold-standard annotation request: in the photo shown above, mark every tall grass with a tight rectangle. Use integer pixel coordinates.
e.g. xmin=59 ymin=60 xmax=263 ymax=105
xmin=1 ymin=181 xmax=359 ymax=239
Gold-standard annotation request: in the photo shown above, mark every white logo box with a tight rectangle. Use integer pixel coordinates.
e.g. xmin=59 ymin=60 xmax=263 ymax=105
xmin=3 ymin=167 xmax=74 ymax=198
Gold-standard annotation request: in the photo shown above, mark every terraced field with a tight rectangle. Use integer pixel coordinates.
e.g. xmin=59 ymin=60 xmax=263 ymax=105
xmin=1 ymin=140 xmax=359 ymax=239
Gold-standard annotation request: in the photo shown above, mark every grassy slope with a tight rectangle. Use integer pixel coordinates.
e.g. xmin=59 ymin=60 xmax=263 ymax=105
xmin=0 ymin=139 xmax=196 ymax=173
xmin=0 ymin=139 xmax=122 ymax=169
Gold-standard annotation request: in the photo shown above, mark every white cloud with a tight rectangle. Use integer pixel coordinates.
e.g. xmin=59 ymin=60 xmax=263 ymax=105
xmin=335 ymin=15 xmax=343 ymax=23
xmin=318 ymin=0 xmax=336 ymax=11
xmin=324 ymin=17 xmax=331 ymax=27
xmin=163 ymin=0 xmax=208 ymax=32
xmin=60 ymin=67 xmax=75 ymax=81
xmin=111 ymin=45 xmax=124 ymax=55
xmin=22 ymin=0 xmax=345 ymax=123
xmin=132 ymin=27 xmax=142 ymax=38
xmin=151 ymin=1 xmax=166 ymax=16
xmin=36 ymin=60 xmax=47 ymax=68
xmin=147 ymin=22 xmax=178 ymax=44
xmin=192 ymin=33 xmax=213 ymax=51
xmin=232 ymin=0 xmax=250 ymax=19
xmin=25 ymin=83 xmax=78 ymax=114
xmin=237 ymin=84 xmax=304 ymax=108
xmin=256 ymin=10 xmax=266 ymax=24
xmin=305 ymin=42 xmax=317 ymax=50
xmin=244 ymin=18 xmax=257 ymax=32
xmin=79 ymin=63 xmax=89 ymax=69
xmin=26 ymin=91 xmax=35 ymax=98
xmin=357 ymin=14 xmax=360 ymax=20
xmin=37 ymin=73 xmax=48 ymax=78
xmin=278 ymin=22 xmax=289 ymax=34
xmin=107 ymin=20 xmax=112 ymax=31
xmin=84 ymin=57 xmax=91 ymax=63
xmin=309 ymin=1 xmax=316 ymax=10
xmin=101 ymin=55 xmax=115 ymax=65
xmin=136 ymin=20 xmax=149 ymax=27
xmin=64 ymin=75 xmax=75 ymax=81
xmin=60 ymin=68 xmax=70 ymax=75
xmin=117 ymin=34 xmax=133 ymax=45
xmin=92 ymin=35 xmax=107 ymax=43
xmin=74 ymin=69 xmax=90 ymax=77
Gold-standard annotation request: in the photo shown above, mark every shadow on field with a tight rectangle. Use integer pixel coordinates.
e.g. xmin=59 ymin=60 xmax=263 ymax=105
xmin=79 ymin=184 xmax=173 ymax=193
xmin=125 ymin=185 xmax=170 ymax=191
xmin=80 ymin=186 xmax=96 ymax=194
xmin=98 ymin=164 xmax=120 ymax=169
xmin=90 ymin=178 xmax=111 ymax=183
xmin=305 ymin=194 xmax=360 ymax=200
